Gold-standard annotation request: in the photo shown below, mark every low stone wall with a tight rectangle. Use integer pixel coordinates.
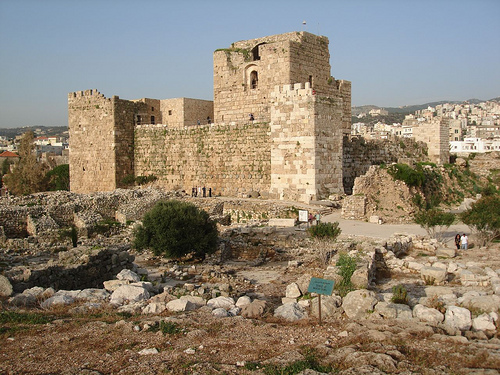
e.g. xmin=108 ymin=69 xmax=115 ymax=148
xmin=5 ymin=245 xmax=135 ymax=293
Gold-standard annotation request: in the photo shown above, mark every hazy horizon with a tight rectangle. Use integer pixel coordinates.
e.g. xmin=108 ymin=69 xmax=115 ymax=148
xmin=1 ymin=0 xmax=499 ymax=128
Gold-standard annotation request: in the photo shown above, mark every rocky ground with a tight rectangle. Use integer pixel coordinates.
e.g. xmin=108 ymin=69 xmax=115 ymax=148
xmin=1 ymin=195 xmax=500 ymax=374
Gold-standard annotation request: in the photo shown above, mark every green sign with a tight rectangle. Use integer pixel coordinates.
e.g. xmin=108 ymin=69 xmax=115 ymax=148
xmin=307 ymin=277 xmax=335 ymax=295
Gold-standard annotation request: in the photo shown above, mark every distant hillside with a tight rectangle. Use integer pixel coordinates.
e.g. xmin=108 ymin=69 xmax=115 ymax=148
xmin=0 ymin=126 xmax=68 ymax=139
xmin=353 ymin=97 xmax=499 ymax=116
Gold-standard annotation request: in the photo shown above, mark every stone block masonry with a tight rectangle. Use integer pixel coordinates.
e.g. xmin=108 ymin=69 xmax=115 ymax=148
xmin=69 ymin=31 xmax=352 ymax=203
xmin=134 ymin=122 xmax=271 ymax=197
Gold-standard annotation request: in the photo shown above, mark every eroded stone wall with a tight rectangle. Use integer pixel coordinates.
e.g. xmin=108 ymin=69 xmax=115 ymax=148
xmin=343 ymin=136 xmax=430 ymax=194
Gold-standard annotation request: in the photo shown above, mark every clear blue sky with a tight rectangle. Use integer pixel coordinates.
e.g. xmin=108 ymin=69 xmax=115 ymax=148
xmin=0 ymin=0 xmax=499 ymax=128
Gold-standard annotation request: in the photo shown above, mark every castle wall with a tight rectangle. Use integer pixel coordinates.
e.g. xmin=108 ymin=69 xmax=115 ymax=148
xmin=68 ymin=90 xmax=117 ymax=193
xmin=269 ymin=83 xmax=346 ymax=202
xmin=133 ymin=122 xmax=271 ymax=196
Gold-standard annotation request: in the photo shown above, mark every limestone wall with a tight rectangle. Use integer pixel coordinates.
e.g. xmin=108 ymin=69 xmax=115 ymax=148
xmin=134 ymin=122 xmax=271 ymax=197
xmin=159 ymin=98 xmax=213 ymax=128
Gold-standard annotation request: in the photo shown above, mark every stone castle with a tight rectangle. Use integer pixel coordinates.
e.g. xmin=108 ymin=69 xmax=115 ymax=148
xmin=68 ymin=31 xmax=351 ymax=203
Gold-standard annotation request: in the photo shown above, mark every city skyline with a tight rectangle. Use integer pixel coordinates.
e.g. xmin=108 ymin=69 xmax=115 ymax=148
xmin=0 ymin=0 xmax=499 ymax=128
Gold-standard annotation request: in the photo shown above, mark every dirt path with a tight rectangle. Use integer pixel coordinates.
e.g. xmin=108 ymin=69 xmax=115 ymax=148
xmin=322 ymin=210 xmax=471 ymax=247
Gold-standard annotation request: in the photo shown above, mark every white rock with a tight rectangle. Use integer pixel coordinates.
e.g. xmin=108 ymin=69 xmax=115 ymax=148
xmin=375 ymin=302 xmax=412 ymax=320
xmin=116 ymin=269 xmax=141 ymax=282
xmin=212 ymin=307 xmax=229 ymax=317
xmin=138 ymin=348 xmax=159 ymax=355
xmin=285 ymin=282 xmax=302 ymax=299
xmin=444 ymin=306 xmax=472 ymax=331
xmin=236 ymin=296 xmax=252 ymax=307
xmin=342 ymin=289 xmax=378 ymax=319
xmin=77 ymin=288 xmax=110 ymax=302
xmin=274 ymin=302 xmax=307 ymax=321
xmin=310 ymin=295 xmax=342 ymax=318
xmin=103 ymin=279 xmax=129 ymax=291
xmin=421 ymin=266 xmax=447 ymax=284
xmin=207 ymin=296 xmax=235 ymax=310
xmin=406 ymin=261 xmax=423 ymax=272
xmin=461 ymin=294 xmax=500 ymax=313
xmin=110 ymin=284 xmax=150 ymax=306
xmin=412 ymin=304 xmax=444 ymax=324
xmin=447 ymin=262 xmax=459 ymax=273
xmin=432 ymin=262 xmax=448 ymax=270
xmin=130 ymin=281 xmax=154 ymax=292
xmin=166 ymin=299 xmax=196 ymax=312
xmin=180 ymin=295 xmax=206 ymax=308
xmin=228 ymin=307 xmax=241 ymax=316
xmin=472 ymin=313 xmax=496 ymax=331
xmin=142 ymin=302 xmax=167 ymax=314
xmin=41 ymin=294 xmax=75 ymax=308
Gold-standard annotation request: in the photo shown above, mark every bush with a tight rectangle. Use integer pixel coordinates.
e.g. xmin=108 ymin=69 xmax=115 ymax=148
xmin=307 ymin=222 xmax=341 ymax=240
xmin=335 ymin=252 xmax=357 ymax=297
xmin=460 ymin=195 xmax=500 ymax=246
xmin=133 ymin=200 xmax=218 ymax=259
xmin=387 ymin=163 xmax=425 ymax=187
xmin=391 ymin=284 xmax=409 ymax=305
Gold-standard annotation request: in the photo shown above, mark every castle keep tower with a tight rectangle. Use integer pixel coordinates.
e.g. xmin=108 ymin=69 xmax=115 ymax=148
xmin=68 ymin=31 xmax=351 ymax=202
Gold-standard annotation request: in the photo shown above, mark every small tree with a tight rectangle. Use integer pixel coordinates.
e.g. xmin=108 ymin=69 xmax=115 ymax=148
xmin=460 ymin=195 xmax=500 ymax=246
xmin=3 ymin=131 xmax=48 ymax=195
xmin=133 ymin=200 xmax=219 ymax=259
xmin=46 ymin=164 xmax=70 ymax=191
xmin=414 ymin=208 xmax=455 ymax=242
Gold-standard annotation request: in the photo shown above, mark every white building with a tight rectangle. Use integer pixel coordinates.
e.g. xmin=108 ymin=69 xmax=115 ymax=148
xmin=450 ymin=138 xmax=500 ymax=153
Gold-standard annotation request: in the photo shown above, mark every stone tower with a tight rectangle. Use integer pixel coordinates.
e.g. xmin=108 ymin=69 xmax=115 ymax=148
xmin=68 ymin=31 xmax=351 ymax=202
xmin=213 ymin=31 xmax=349 ymax=127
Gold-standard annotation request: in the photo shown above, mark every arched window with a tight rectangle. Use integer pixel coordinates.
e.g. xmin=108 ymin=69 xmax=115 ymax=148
xmin=250 ymin=71 xmax=258 ymax=89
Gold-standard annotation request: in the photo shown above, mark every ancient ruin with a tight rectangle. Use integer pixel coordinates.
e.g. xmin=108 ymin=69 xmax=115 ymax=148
xmin=68 ymin=31 xmax=351 ymax=203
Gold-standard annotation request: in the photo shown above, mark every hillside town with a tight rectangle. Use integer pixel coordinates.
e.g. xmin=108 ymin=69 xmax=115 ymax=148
xmin=353 ymin=99 xmax=500 ymax=154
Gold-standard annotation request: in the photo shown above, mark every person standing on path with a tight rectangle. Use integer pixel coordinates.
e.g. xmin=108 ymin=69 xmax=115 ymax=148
xmin=461 ymin=233 xmax=468 ymax=250
xmin=455 ymin=234 xmax=461 ymax=250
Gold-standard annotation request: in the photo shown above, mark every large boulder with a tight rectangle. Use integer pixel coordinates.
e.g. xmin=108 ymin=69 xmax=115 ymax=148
xmin=116 ymin=269 xmax=141 ymax=282
xmin=420 ymin=266 xmax=447 ymax=285
xmin=110 ymin=284 xmax=150 ymax=306
xmin=310 ymin=295 xmax=342 ymax=318
xmin=342 ymin=290 xmax=378 ymax=319
xmin=412 ymin=304 xmax=444 ymax=325
xmin=444 ymin=306 xmax=472 ymax=331
xmin=472 ymin=313 xmax=496 ymax=331
xmin=274 ymin=302 xmax=307 ymax=322
xmin=374 ymin=302 xmax=412 ymax=320
xmin=166 ymin=299 xmax=196 ymax=312
xmin=459 ymin=293 xmax=500 ymax=313
xmin=207 ymin=296 xmax=235 ymax=310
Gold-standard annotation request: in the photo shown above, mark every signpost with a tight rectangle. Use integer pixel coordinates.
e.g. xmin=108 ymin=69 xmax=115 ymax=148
xmin=307 ymin=277 xmax=335 ymax=325
xmin=298 ymin=209 xmax=308 ymax=224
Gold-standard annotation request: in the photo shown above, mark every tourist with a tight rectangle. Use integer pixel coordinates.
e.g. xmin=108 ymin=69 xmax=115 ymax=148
xmin=454 ymin=234 xmax=461 ymax=250
xmin=460 ymin=233 xmax=468 ymax=250
xmin=249 ymin=113 xmax=254 ymax=122
xmin=208 ymin=187 xmax=212 ymax=197
xmin=207 ymin=116 xmax=211 ymax=124
xmin=202 ymin=186 xmax=206 ymax=198
xmin=315 ymin=212 xmax=321 ymax=225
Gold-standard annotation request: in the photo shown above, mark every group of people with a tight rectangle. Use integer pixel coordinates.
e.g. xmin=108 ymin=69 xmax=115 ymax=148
xmin=308 ymin=212 xmax=321 ymax=225
xmin=454 ymin=233 xmax=469 ymax=250
xmin=191 ymin=186 xmax=212 ymax=198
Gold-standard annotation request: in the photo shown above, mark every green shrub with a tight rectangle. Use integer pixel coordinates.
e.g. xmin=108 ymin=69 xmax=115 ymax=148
xmin=307 ymin=222 xmax=341 ymax=240
xmin=135 ymin=175 xmax=157 ymax=185
xmin=335 ymin=252 xmax=357 ymax=297
xmin=45 ymin=164 xmax=69 ymax=191
xmin=460 ymin=195 xmax=500 ymax=246
xmin=391 ymin=284 xmax=409 ymax=304
xmin=133 ymin=200 xmax=218 ymax=259
xmin=387 ymin=163 xmax=425 ymax=187
xmin=121 ymin=174 xmax=135 ymax=185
